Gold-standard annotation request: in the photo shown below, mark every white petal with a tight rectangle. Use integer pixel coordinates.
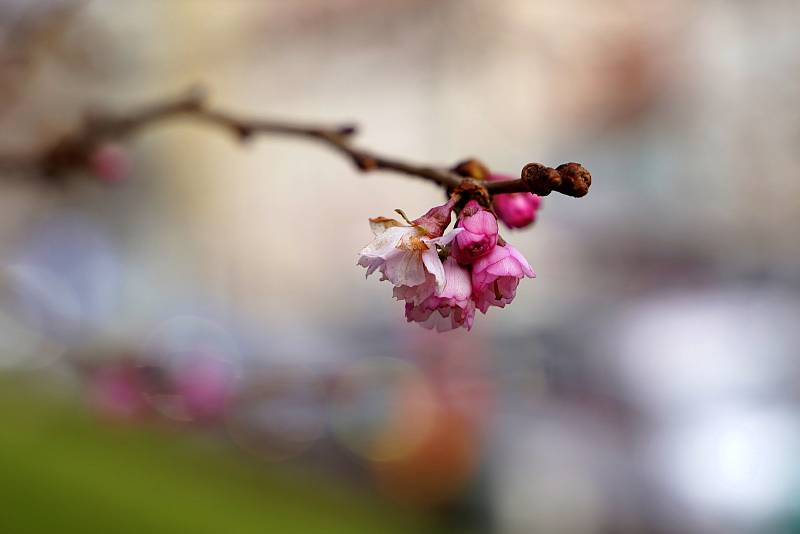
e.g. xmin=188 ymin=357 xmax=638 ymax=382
xmin=359 ymin=226 xmax=408 ymax=259
xmin=369 ymin=217 xmax=404 ymax=236
xmin=422 ymin=247 xmax=446 ymax=293
xmin=357 ymin=256 xmax=384 ymax=278
xmin=427 ymin=227 xmax=463 ymax=247
xmin=419 ymin=311 xmax=457 ymax=333
xmin=384 ymin=250 xmax=427 ymax=287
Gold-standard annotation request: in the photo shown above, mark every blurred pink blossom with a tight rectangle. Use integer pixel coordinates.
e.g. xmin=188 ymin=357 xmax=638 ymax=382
xmin=89 ymin=143 xmax=130 ymax=183
xmin=89 ymin=364 xmax=147 ymax=420
xmin=176 ymin=357 xmax=233 ymax=422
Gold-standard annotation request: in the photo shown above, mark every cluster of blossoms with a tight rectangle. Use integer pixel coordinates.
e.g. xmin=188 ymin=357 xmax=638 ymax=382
xmin=358 ymin=178 xmax=541 ymax=332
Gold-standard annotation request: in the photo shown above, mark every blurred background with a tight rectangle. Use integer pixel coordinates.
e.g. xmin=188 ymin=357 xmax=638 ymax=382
xmin=1 ymin=1 xmax=799 ymax=533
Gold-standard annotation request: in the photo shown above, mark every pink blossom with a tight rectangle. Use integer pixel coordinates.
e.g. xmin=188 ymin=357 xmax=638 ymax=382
xmin=471 ymin=244 xmax=535 ymax=313
xmin=393 ymin=273 xmax=437 ymax=306
xmin=358 ymin=206 xmax=461 ymax=292
xmin=177 ymin=357 xmax=233 ymax=421
xmin=452 ymin=200 xmax=498 ymax=264
xmin=90 ymin=143 xmax=131 ymax=183
xmin=403 ymin=257 xmax=475 ymax=332
xmin=89 ymin=364 xmax=147 ymax=420
xmin=487 ymin=174 xmax=542 ymax=229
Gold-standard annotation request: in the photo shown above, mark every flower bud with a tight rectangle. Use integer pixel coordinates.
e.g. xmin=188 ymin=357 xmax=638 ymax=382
xmin=452 ymin=200 xmax=498 ymax=264
xmin=487 ymin=174 xmax=541 ymax=229
xmin=411 ymin=196 xmax=458 ymax=237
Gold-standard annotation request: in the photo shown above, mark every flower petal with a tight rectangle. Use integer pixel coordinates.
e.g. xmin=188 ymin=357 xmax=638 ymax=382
xmin=383 ymin=250 xmax=427 ymax=287
xmin=427 ymin=227 xmax=463 ymax=247
xmin=393 ymin=274 xmax=437 ymax=305
xmin=438 ymin=257 xmax=471 ymax=300
xmin=485 ymin=256 xmax=524 ymax=278
xmin=369 ymin=217 xmax=404 ymax=236
xmin=507 ymin=245 xmax=536 ymax=278
xmin=421 ymin=247 xmax=446 ymax=292
xmin=461 ymin=210 xmax=498 ymax=236
xmin=359 ymin=226 xmax=408 ymax=259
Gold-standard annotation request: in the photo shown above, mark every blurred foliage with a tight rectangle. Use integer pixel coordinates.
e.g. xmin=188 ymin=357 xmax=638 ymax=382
xmin=0 ymin=375 xmax=441 ymax=534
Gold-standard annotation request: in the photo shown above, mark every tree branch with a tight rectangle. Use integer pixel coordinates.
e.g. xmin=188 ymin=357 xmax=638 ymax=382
xmin=0 ymin=88 xmax=590 ymax=198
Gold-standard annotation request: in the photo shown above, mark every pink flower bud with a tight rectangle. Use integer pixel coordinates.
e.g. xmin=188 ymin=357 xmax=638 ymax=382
xmin=487 ymin=174 xmax=541 ymax=229
xmin=90 ymin=143 xmax=130 ymax=183
xmin=471 ymin=243 xmax=535 ymax=313
xmin=452 ymin=200 xmax=498 ymax=264
xmin=411 ymin=197 xmax=458 ymax=237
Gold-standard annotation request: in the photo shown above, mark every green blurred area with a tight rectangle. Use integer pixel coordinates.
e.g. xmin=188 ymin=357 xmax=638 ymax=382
xmin=0 ymin=376 xmax=440 ymax=534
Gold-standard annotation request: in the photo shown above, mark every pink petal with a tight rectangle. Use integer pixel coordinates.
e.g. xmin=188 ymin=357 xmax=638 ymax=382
xmin=486 ymin=257 xmax=524 ymax=278
xmin=438 ymin=257 xmax=472 ymax=300
xmin=507 ymin=244 xmax=536 ymax=278
xmin=461 ymin=210 xmax=498 ymax=236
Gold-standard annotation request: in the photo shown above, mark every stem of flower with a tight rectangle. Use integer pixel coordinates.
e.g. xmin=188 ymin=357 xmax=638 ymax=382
xmin=394 ymin=209 xmax=415 ymax=226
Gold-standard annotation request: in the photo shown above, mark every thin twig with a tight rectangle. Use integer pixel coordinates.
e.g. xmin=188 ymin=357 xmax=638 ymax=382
xmin=0 ymin=88 xmax=590 ymax=198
